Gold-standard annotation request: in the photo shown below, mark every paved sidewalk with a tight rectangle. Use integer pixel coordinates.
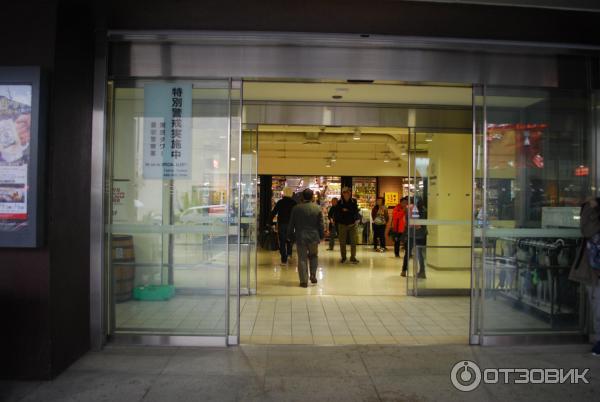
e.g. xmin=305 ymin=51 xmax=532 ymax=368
xmin=2 ymin=344 xmax=600 ymax=402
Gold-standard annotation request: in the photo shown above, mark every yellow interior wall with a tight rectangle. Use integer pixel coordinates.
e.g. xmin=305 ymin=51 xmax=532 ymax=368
xmin=426 ymin=134 xmax=472 ymax=269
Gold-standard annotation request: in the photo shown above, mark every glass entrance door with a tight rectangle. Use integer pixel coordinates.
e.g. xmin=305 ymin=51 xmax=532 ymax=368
xmin=471 ymin=85 xmax=591 ymax=343
xmin=105 ymin=79 xmax=242 ymax=344
xmin=240 ymin=124 xmax=258 ymax=296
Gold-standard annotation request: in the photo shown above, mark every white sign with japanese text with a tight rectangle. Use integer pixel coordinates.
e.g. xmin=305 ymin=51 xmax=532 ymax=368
xmin=143 ymin=83 xmax=192 ymax=179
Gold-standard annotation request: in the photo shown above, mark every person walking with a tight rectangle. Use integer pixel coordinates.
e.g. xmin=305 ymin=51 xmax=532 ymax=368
xmin=271 ymin=187 xmax=297 ymax=264
xmin=336 ymin=187 xmax=360 ymax=264
xmin=402 ymin=200 xmax=427 ymax=278
xmin=569 ymin=197 xmax=600 ymax=355
xmin=327 ymin=197 xmax=339 ymax=250
xmin=371 ymin=197 xmax=389 ymax=252
xmin=390 ymin=197 xmax=408 ymax=258
xmin=287 ymin=188 xmax=325 ymax=288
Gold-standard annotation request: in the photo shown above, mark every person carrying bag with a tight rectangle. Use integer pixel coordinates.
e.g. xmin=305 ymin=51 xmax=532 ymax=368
xmin=389 ymin=197 xmax=408 ymax=258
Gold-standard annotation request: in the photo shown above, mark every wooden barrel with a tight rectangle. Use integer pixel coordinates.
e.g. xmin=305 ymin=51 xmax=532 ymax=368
xmin=112 ymin=235 xmax=135 ymax=303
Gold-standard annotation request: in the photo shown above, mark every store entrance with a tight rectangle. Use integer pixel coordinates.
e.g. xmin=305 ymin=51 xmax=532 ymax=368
xmin=239 ymin=81 xmax=473 ymax=345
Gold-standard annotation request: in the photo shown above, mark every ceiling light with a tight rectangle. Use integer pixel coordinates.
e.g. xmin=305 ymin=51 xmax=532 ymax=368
xmin=353 ymin=128 xmax=361 ymax=140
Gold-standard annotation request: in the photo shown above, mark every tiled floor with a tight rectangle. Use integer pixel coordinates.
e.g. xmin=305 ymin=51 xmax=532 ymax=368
xmin=115 ymin=244 xmax=551 ymax=343
xmin=240 ymin=295 xmax=470 ymax=345
xmin=116 ymin=295 xmax=225 ymax=334
xmin=255 ymin=246 xmax=471 ymax=296
xmin=6 ymin=344 xmax=600 ymax=402
xmin=241 ymin=245 xmax=471 ymax=345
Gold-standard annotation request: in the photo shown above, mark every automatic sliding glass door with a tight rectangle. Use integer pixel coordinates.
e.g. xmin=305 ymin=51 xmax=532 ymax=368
xmin=105 ymin=79 xmax=241 ymax=343
xmin=240 ymin=124 xmax=258 ymax=296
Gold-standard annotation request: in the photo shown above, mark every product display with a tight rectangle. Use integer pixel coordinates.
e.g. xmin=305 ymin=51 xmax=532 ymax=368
xmin=271 ymin=176 xmax=341 ymax=205
xmin=352 ymin=177 xmax=376 ymax=210
xmin=486 ymin=237 xmax=580 ymax=327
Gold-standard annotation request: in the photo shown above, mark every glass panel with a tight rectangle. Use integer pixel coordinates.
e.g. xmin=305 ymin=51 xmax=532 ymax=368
xmin=228 ymin=82 xmax=241 ymax=341
xmin=480 ymin=87 xmax=591 ymax=334
xmin=107 ymin=80 xmax=232 ymax=336
xmin=471 ymin=85 xmax=485 ymax=341
xmin=405 ymin=128 xmax=416 ymax=295
xmin=410 ymin=130 xmax=473 ymax=295
xmin=241 ymin=124 xmax=258 ymax=295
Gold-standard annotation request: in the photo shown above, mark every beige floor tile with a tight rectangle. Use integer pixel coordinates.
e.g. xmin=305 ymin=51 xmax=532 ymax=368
xmin=374 ymin=336 xmax=397 ymax=344
xmin=270 ymin=336 xmax=293 ymax=344
xmin=292 ymin=336 xmax=314 ymax=344
xmin=333 ymin=336 xmax=356 ymax=345
xmin=353 ymin=336 xmax=377 ymax=344
xmin=313 ymin=336 xmax=335 ymax=345
xmin=393 ymin=335 xmax=420 ymax=345
xmin=250 ymin=335 xmax=271 ymax=344
xmin=129 ymin=248 xmax=476 ymax=347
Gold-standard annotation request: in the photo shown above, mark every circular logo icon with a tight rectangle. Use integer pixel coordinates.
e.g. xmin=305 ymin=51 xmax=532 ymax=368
xmin=450 ymin=360 xmax=482 ymax=392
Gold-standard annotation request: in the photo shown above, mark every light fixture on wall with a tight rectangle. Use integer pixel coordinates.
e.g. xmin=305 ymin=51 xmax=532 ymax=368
xmin=353 ymin=128 xmax=361 ymax=140
xmin=425 ymin=133 xmax=433 ymax=142
xmin=325 ymin=159 xmax=332 ymax=168
xmin=330 ymin=152 xmax=337 ymax=162
xmin=383 ymin=152 xmax=390 ymax=163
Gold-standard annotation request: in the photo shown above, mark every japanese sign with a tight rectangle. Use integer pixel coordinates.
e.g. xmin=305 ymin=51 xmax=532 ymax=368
xmin=0 ymin=85 xmax=31 ymax=230
xmin=385 ymin=192 xmax=399 ymax=207
xmin=111 ymin=180 xmax=133 ymax=222
xmin=143 ymin=83 xmax=192 ymax=179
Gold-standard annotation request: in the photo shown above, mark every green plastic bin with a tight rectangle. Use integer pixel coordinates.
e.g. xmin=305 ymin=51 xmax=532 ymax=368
xmin=133 ymin=285 xmax=175 ymax=301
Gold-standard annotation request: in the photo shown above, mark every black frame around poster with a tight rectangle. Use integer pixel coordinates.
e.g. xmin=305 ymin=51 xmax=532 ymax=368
xmin=0 ymin=67 xmax=46 ymax=247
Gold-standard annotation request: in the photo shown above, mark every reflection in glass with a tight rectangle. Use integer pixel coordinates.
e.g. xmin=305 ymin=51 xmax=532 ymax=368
xmin=480 ymin=88 xmax=590 ymax=334
xmin=107 ymin=82 xmax=234 ymax=336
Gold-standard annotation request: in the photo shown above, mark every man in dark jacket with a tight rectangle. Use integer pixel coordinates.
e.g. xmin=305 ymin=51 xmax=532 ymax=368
xmin=272 ymin=187 xmax=297 ymax=263
xmin=335 ymin=187 xmax=360 ymax=264
xmin=327 ymin=197 xmax=338 ymax=250
xmin=287 ymin=188 xmax=324 ymax=287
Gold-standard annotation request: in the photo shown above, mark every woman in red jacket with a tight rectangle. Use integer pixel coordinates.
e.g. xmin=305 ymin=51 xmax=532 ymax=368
xmin=390 ymin=197 xmax=408 ymax=257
